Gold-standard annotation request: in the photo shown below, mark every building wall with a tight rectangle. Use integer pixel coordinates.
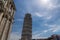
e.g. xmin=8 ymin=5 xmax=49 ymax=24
xmin=0 ymin=0 xmax=15 ymax=40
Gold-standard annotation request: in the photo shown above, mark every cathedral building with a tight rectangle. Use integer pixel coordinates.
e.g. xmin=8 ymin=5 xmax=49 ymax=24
xmin=0 ymin=0 xmax=15 ymax=40
xmin=21 ymin=13 xmax=32 ymax=40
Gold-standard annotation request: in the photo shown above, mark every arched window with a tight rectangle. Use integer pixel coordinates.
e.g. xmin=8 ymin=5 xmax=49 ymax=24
xmin=0 ymin=1 xmax=4 ymax=12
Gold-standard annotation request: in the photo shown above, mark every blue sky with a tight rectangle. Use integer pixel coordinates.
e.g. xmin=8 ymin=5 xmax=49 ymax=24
xmin=9 ymin=0 xmax=60 ymax=40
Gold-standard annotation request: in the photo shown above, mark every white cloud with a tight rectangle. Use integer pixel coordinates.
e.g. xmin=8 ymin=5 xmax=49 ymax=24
xmin=44 ymin=24 xmax=60 ymax=32
xmin=32 ymin=33 xmax=47 ymax=39
xmin=47 ymin=4 xmax=60 ymax=10
xmin=35 ymin=12 xmax=44 ymax=17
xmin=14 ymin=19 xmax=23 ymax=22
xmin=44 ymin=24 xmax=56 ymax=27
xmin=52 ymin=29 xmax=58 ymax=32
xmin=39 ymin=0 xmax=60 ymax=10
xmin=43 ymin=30 xmax=48 ymax=33
xmin=32 ymin=30 xmax=49 ymax=39
xmin=32 ymin=24 xmax=60 ymax=39
xmin=32 ymin=36 xmax=47 ymax=39
xmin=51 ymin=25 xmax=60 ymax=32
xmin=9 ymin=32 xmax=21 ymax=40
xmin=34 ymin=0 xmax=60 ymax=10
xmin=32 ymin=0 xmax=60 ymax=11
xmin=35 ymin=12 xmax=52 ymax=20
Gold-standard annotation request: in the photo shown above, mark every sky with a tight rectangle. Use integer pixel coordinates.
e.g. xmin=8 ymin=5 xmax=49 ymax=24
xmin=9 ymin=0 xmax=60 ymax=40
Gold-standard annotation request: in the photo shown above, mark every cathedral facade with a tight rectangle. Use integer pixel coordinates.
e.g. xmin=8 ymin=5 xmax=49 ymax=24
xmin=0 ymin=0 xmax=15 ymax=40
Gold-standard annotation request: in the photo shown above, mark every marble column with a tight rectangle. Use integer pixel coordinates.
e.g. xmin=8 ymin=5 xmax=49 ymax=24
xmin=1 ymin=20 xmax=10 ymax=40
xmin=0 ymin=17 xmax=7 ymax=39
xmin=0 ymin=13 xmax=4 ymax=23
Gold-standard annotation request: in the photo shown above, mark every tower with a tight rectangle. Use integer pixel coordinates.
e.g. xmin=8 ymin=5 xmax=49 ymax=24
xmin=21 ymin=13 xmax=32 ymax=40
xmin=0 ymin=0 xmax=15 ymax=40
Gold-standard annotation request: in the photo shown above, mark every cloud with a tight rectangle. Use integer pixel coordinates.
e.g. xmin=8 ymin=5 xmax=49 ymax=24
xmin=35 ymin=12 xmax=52 ymax=20
xmin=33 ymin=33 xmax=47 ymax=39
xmin=9 ymin=32 xmax=21 ymax=40
xmin=32 ymin=30 xmax=49 ymax=39
xmin=43 ymin=30 xmax=48 ymax=33
xmin=35 ymin=12 xmax=44 ymax=17
xmin=44 ymin=24 xmax=60 ymax=32
xmin=32 ymin=24 xmax=60 ymax=39
xmin=50 ymin=25 xmax=60 ymax=32
xmin=32 ymin=0 xmax=60 ymax=10
xmin=14 ymin=19 xmax=23 ymax=22
xmin=32 ymin=36 xmax=47 ymax=39
xmin=46 ymin=3 xmax=60 ymax=10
